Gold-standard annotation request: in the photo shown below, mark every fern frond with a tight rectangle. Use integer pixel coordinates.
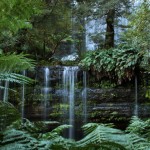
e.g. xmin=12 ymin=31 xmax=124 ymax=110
xmin=0 ymin=73 xmax=34 ymax=84
xmin=0 ymin=53 xmax=35 ymax=72
xmin=125 ymin=133 xmax=150 ymax=150
xmin=0 ymin=85 xmax=15 ymax=92
xmin=0 ymin=129 xmax=51 ymax=150
xmin=126 ymin=116 xmax=150 ymax=141
xmin=50 ymin=136 xmax=75 ymax=150
xmin=126 ymin=116 xmax=145 ymax=134
xmin=51 ymin=124 xmax=72 ymax=134
xmin=77 ymin=124 xmax=126 ymax=149
xmin=82 ymin=123 xmax=99 ymax=135
xmin=82 ymin=123 xmax=114 ymax=136
xmin=77 ymin=122 xmax=150 ymax=150
xmin=42 ymin=125 xmax=72 ymax=140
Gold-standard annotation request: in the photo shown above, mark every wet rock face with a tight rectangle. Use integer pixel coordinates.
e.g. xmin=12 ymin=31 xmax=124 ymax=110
xmin=87 ymin=88 xmax=135 ymax=103
xmin=22 ymin=86 xmax=150 ymax=126
xmin=10 ymin=66 xmax=150 ymax=128
xmin=86 ymin=87 xmax=150 ymax=124
xmin=86 ymin=87 xmax=147 ymax=103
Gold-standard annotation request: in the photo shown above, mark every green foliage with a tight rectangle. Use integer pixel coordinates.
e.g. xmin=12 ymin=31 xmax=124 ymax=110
xmin=8 ymin=119 xmax=40 ymax=135
xmin=76 ymin=122 xmax=150 ymax=150
xmin=0 ymin=53 xmax=35 ymax=72
xmin=145 ymin=88 xmax=150 ymax=99
xmin=99 ymin=80 xmax=116 ymax=88
xmin=76 ymin=123 xmax=127 ymax=150
xmin=42 ymin=125 xmax=75 ymax=150
xmin=25 ymin=0 xmax=72 ymax=59
xmin=79 ymin=46 xmax=143 ymax=83
xmin=0 ymin=101 xmax=21 ymax=131
xmin=42 ymin=124 xmax=72 ymax=140
xmin=122 ymin=0 xmax=150 ymax=52
xmin=1 ymin=118 xmax=150 ymax=150
xmin=122 ymin=0 xmax=150 ymax=73
xmin=8 ymin=118 xmax=59 ymax=137
xmin=0 ymin=0 xmax=44 ymax=33
xmin=0 ymin=73 xmax=33 ymax=84
xmin=0 ymin=129 xmax=51 ymax=150
xmin=0 ymin=53 xmax=35 ymax=89
xmin=126 ymin=116 xmax=150 ymax=141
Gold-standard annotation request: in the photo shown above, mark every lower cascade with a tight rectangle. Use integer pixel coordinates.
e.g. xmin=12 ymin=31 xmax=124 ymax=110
xmin=43 ymin=67 xmax=50 ymax=120
xmin=38 ymin=66 xmax=87 ymax=139
xmin=63 ymin=66 xmax=79 ymax=139
xmin=2 ymin=66 xmax=150 ymax=140
xmin=3 ymin=81 xmax=9 ymax=102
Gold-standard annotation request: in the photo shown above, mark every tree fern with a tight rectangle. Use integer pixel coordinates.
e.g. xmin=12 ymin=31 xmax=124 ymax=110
xmin=0 ymin=73 xmax=33 ymax=84
xmin=8 ymin=119 xmax=60 ymax=138
xmin=126 ymin=116 xmax=146 ymax=135
xmin=1 ymin=119 xmax=150 ymax=150
xmin=0 ymin=53 xmax=36 ymax=89
xmin=76 ymin=123 xmax=150 ymax=150
xmin=126 ymin=116 xmax=150 ymax=141
xmin=77 ymin=123 xmax=127 ymax=150
xmin=0 ymin=129 xmax=51 ymax=150
xmin=125 ymin=133 xmax=150 ymax=150
xmin=0 ymin=101 xmax=20 ymax=131
xmin=42 ymin=124 xmax=72 ymax=140
xmin=0 ymin=53 xmax=35 ymax=72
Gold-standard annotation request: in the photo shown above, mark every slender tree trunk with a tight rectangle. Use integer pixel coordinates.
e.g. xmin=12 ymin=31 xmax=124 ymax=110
xmin=104 ymin=9 xmax=115 ymax=49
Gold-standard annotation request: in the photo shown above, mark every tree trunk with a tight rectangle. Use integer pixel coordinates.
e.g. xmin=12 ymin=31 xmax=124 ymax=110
xmin=104 ymin=9 xmax=115 ymax=49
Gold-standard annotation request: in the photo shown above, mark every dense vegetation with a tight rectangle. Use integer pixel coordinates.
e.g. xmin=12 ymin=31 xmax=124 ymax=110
xmin=0 ymin=0 xmax=150 ymax=149
xmin=79 ymin=46 xmax=143 ymax=84
xmin=0 ymin=106 xmax=150 ymax=150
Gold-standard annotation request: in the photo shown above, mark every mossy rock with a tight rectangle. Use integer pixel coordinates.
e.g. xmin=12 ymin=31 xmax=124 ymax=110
xmin=0 ymin=101 xmax=21 ymax=131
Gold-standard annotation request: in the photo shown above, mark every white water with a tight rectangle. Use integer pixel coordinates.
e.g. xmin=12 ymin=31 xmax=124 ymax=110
xmin=3 ymin=81 xmax=9 ymax=102
xmin=43 ymin=67 xmax=50 ymax=120
xmin=63 ymin=66 xmax=79 ymax=139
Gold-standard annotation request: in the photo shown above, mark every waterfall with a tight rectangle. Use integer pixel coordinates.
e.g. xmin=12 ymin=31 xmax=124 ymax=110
xmin=71 ymin=0 xmax=77 ymax=54
xmin=21 ymin=70 xmax=26 ymax=121
xmin=82 ymin=71 xmax=87 ymax=123
xmin=63 ymin=66 xmax=79 ymax=139
xmin=3 ymin=81 xmax=9 ymax=102
xmin=43 ymin=67 xmax=50 ymax=120
xmin=134 ymin=76 xmax=138 ymax=116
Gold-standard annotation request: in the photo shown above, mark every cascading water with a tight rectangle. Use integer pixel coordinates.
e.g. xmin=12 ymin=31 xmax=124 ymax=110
xmin=43 ymin=67 xmax=50 ymax=120
xmin=21 ymin=70 xmax=26 ymax=121
xmin=63 ymin=66 xmax=79 ymax=139
xmin=82 ymin=71 xmax=87 ymax=123
xmin=3 ymin=81 xmax=9 ymax=102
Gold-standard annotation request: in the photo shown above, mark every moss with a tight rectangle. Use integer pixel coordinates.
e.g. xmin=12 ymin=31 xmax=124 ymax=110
xmin=38 ymin=59 xmax=62 ymax=66
xmin=61 ymin=60 xmax=79 ymax=66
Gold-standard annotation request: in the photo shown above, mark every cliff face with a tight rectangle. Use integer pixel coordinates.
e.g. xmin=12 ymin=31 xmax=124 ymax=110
xmin=5 ymin=66 xmax=150 ymax=131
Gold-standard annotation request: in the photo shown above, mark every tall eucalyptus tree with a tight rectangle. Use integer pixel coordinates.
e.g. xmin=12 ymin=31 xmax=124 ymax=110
xmin=75 ymin=0 xmax=131 ymax=49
